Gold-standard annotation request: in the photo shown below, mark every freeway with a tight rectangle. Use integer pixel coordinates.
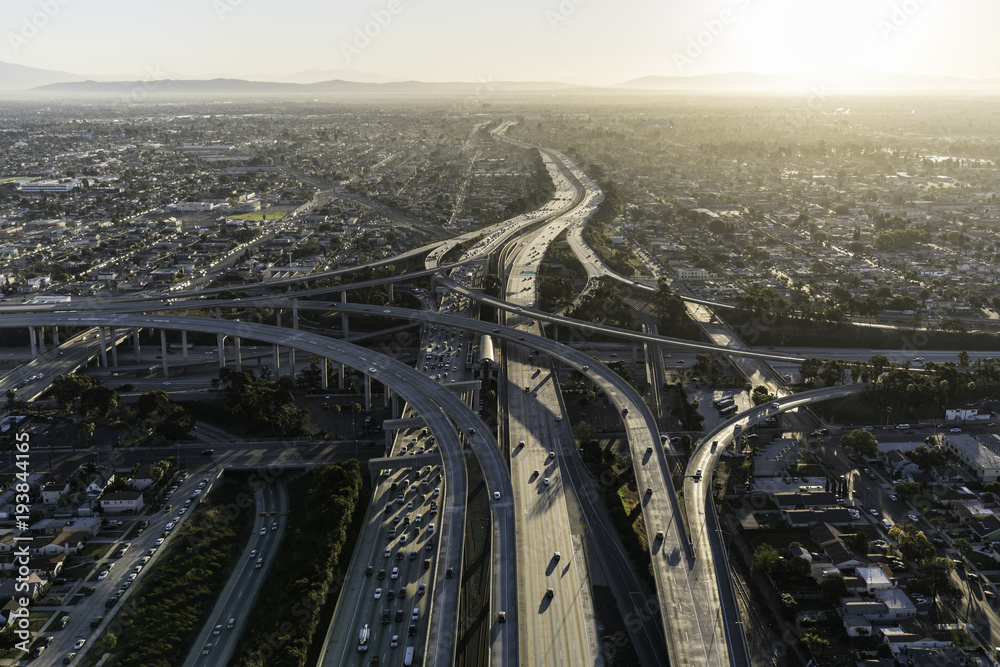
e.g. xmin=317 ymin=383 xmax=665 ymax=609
xmin=683 ymin=385 xmax=868 ymax=665
xmin=503 ymin=176 xmax=602 ymax=666
xmin=0 ymin=312 xmax=509 ymax=667
xmin=183 ymin=480 xmax=287 ymax=667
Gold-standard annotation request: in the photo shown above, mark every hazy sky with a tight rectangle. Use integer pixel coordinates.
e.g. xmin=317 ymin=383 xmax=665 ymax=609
xmin=3 ymin=0 xmax=998 ymax=83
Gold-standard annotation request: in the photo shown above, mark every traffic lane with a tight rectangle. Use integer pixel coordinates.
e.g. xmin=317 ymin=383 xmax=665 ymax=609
xmin=186 ymin=482 xmax=276 ymax=667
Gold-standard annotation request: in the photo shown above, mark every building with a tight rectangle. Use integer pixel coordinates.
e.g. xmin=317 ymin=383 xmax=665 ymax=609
xmin=675 ymin=267 xmax=712 ymax=281
xmin=100 ymin=492 xmax=144 ymax=515
xmin=18 ymin=179 xmax=79 ymax=193
xmin=941 ymin=434 xmax=1000 ymax=483
xmin=856 ymin=565 xmax=893 ymax=592
xmin=945 ymin=407 xmax=992 ymax=423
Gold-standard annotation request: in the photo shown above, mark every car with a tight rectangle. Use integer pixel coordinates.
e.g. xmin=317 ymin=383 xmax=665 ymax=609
xmin=695 ymin=469 xmax=703 ymax=479
xmin=256 ymin=557 xmax=263 ymax=568
xmin=387 ymin=589 xmax=396 ymax=601
xmin=127 ymin=573 xmax=137 ymax=581
xmin=889 ymin=495 xmax=897 ymax=502
xmin=870 ymin=508 xmax=879 ymax=516
xmin=63 ymin=653 xmax=77 ymax=664
xmin=391 ymin=567 xmax=399 ymax=580
xmin=374 ymin=588 xmax=383 ymax=599
xmin=909 ymin=514 xmax=919 ymax=522
xmin=950 ymin=428 xmax=962 ymax=433
xmin=366 ymin=565 xmax=374 ymax=577
xmin=391 ymin=634 xmax=399 ymax=648
xmin=90 ymin=616 xmax=103 ymax=629
xmin=543 ymin=478 xmax=550 ymax=486
xmin=250 ymin=549 xmax=257 ymax=559
xmin=202 ymin=643 xmax=212 ymax=655
xmin=74 ymin=639 xmax=87 ymax=649
xmin=228 ymin=617 xmax=235 ymax=628
xmin=155 ymin=538 xmax=164 ymax=545
xmin=417 ymin=583 xmax=426 ymax=595
xmin=384 ymin=549 xmax=391 ymax=558
xmin=201 ymin=448 xmax=214 ymax=455
xmin=771 ymin=402 xmax=779 ymax=409
xmin=546 ymin=588 xmax=554 ymax=598
xmin=468 ymin=427 xmax=476 ymax=435
xmin=97 ymin=571 xmax=108 ymax=580
xmin=260 ymin=528 xmax=266 ymax=536
xmin=446 ymin=567 xmax=454 ymax=579
xmin=555 ymin=416 xmax=562 ymax=421
xmin=493 ymin=491 xmax=500 ymax=500
xmin=213 ymin=624 xmax=222 ymax=635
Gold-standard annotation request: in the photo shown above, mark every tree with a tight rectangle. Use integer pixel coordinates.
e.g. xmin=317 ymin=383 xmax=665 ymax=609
xmin=820 ymin=572 xmax=848 ymax=600
xmin=752 ymin=543 xmax=779 ymax=575
xmin=893 ymin=481 xmax=921 ymax=501
xmin=840 ymin=429 xmax=878 ymax=458
xmin=951 ymin=538 xmax=972 ymax=562
xmin=909 ymin=444 xmax=947 ymax=472
xmin=889 ymin=524 xmax=935 ymax=562
xmin=780 ymin=593 xmax=798 ymax=618
xmin=801 ymin=630 xmax=830 ymax=656
xmin=914 ymin=556 xmax=955 ymax=599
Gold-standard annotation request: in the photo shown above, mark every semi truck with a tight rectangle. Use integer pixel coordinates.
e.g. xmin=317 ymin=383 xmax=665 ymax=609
xmin=358 ymin=624 xmax=370 ymax=652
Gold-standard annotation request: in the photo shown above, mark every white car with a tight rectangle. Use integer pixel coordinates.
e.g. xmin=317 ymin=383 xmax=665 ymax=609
xmin=260 ymin=528 xmax=266 ymax=536
xmin=374 ymin=588 xmax=383 ymax=599
xmin=74 ymin=639 xmax=87 ymax=650
xmin=97 ymin=571 xmax=109 ymax=580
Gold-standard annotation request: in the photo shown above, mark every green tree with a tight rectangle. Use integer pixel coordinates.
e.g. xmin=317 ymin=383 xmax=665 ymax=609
xmin=801 ymin=630 xmax=830 ymax=656
xmin=780 ymin=593 xmax=798 ymax=619
xmin=752 ymin=543 xmax=779 ymax=575
xmin=889 ymin=524 xmax=935 ymax=562
xmin=820 ymin=572 xmax=848 ymax=600
xmin=840 ymin=429 xmax=878 ymax=458
xmin=951 ymin=538 xmax=972 ymax=562
xmin=893 ymin=481 xmax=921 ymax=501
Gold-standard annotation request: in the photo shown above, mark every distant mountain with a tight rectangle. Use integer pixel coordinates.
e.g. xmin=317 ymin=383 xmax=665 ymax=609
xmin=0 ymin=61 xmax=87 ymax=91
xmin=616 ymin=70 xmax=1000 ymax=92
xmin=277 ymin=68 xmax=398 ymax=84
xmin=30 ymin=78 xmax=580 ymax=96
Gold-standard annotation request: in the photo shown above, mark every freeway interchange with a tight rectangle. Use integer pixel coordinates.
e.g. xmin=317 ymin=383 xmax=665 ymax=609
xmin=0 ymin=133 xmax=885 ymax=667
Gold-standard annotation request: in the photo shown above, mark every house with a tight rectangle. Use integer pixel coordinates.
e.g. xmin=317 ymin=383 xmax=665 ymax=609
xmin=969 ymin=516 xmax=1000 ymax=542
xmin=873 ymin=588 xmax=917 ymax=620
xmin=85 ymin=470 xmax=115 ymax=497
xmin=41 ymin=480 xmax=72 ymax=505
xmin=882 ymin=450 xmax=920 ymax=478
xmin=856 ymin=565 xmax=893 ymax=592
xmin=0 ymin=573 xmax=45 ymax=604
xmin=100 ymin=491 xmax=144 ymax=515
xmin=126 ymin=464 xmax=157 ymax=492
xmin=878 ymin=626 xmax=952 ymax=652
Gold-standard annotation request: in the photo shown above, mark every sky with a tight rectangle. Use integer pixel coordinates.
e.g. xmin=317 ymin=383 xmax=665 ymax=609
xmin=2 ymin=0 xmax=998 ymax=84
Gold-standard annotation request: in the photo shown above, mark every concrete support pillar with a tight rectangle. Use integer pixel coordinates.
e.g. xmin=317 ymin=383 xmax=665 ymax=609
xmin=97 ymin=327 xmax=107 ymax=367
xmin=338 ymin=362 xmax=346 ymax=390
xmin=181 ymin=330 xmax=188 ymax=361
xmin=215 ymin=307 xmax=221 ymax=319
xmin=392 ymin=394 xmax=401 ymax=420
xmin=632 ymin=344 xmax=638 ymax=365
xmin=38 ymin=327 xmax=46 ymax=354
xmin=52 ymin=326 xmax=59 ymax=347
xmin=340 ymin=290 xmax=349 ymax=337
xmin=321 ymin=359 xmax=329 ymax=390
xmin=217 ymin=333 xmax=226 ymax=369
xmin=293 ymin=300 xmax=299 ymax=330
xmin=388 ymin=283 xmax=394 ymax=304
xmin=386 ymin=429 xmax=392 ymax=454
xmin=234 ymin=337 xmax=242 ymax=371
xmin=110 ymin=327 xmax=118 ymax=367
xmin=132 ymin=328 xmax=141 ymax=362
xmin=276 ymin=311 xmax=281 ymax=328
xmin=28 ymin=327 xmax=38 ymax=358
xmin=273 ymin=345 xmax=281 ymax=373
xmin=383 ymin=386 xmax=390 ymax=408
xmin=289 ymin=348 xmax=295 ymax=377
xmin=160 ymin=329 xmax=169 ymax=378
xmin=364 ymin=375 xmax=372 ymax=413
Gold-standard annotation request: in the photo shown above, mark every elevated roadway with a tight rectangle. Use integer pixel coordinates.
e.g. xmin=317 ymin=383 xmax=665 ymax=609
xmin=0 ymin=312 xmax=511 ymax=667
